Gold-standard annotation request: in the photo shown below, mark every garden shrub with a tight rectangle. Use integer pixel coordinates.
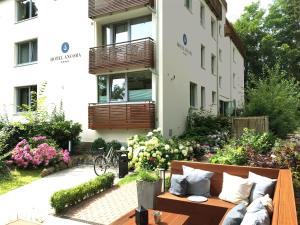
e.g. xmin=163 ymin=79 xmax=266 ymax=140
xmin=137 ymin=170 xmax=160 ymax=182
xmin=238 ymin=128 xmax=277 ymax=154
xmin=50 ymin=173 xmax=114 ymax=213
xmin=107 ymin=140 xmax=122 ymax=151
xmin=127 ymin=129 xmax=205 ymax=171
xmin=11 ymin=136 xmax=70 ymax=168
xmin=245 ymin=65 xmax=300 ymax=138
xmin=185 ymin=110 xmax=231 ymax=136
xmin=0 ymin=154 xmax=10 ymax=179
xmin=91 ymin=138 xmax=107 ymax=154
xmin=0 ymin=124 xmax=24 ymax=156
xmin=209 ymin=143 xmax=248 ymax=165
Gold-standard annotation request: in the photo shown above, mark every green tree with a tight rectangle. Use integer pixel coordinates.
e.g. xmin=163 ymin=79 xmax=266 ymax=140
xmin=245 ymin=65 xmax=300 ymax=137
xmin=234 ymin=2 xmax=266 ymax=81
xmin=235 ymin=0 xmax=300 ymax=83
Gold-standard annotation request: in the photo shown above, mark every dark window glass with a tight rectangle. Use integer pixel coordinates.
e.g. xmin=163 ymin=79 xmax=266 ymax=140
xmin=128 ymin=71 xmax=152 ymax=102
xmin=17 ymin=0 xmax=38 ymax=21
xmin=98 ymin=76 xmax=108 ymax=103
xmin=110 ymin=74 xmax=126 ymax=102
xmin=17 ymin=85 xmax=37 ymax=112
xmin=17 ymin=39 xmax=38 ymax=64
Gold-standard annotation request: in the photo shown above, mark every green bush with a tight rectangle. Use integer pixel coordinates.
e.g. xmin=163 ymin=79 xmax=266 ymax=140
xmin=209 ymin=143 xmax=247 ymax=165
xmin=107 ymin=140 xmax=122 ymax=151
xmin=50 ymin=173 xmax=114 ymax=213
xmin=91 ymin=138 xmax=107 ymax=154
xmin=185 ymin=110 xmax=231 ymax=136
xmin=245 ymin=65 xmax=300 ymax=138
xmin=238 ymin=129 xmax=277 ymax=154
xmin=137 ymin=170 xmax=160 ymax=182
xmin=0 ymin=125 xmax=24 ymax=155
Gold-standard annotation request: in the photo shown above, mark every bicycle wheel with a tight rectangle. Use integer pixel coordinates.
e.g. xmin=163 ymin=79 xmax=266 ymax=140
xmin=94 ymin=155 xmax=107 ymax=176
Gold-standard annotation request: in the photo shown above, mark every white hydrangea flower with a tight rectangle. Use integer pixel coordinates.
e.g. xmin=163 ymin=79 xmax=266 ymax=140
xmin=164 ymin=144 xmax=170 ymax=150
xmin=147 ymin=132 xmax=153 ymax=137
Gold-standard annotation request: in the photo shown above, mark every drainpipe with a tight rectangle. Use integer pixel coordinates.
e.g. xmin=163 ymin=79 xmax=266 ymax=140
xmin=216 ymin=20 xmax=220 ymax=116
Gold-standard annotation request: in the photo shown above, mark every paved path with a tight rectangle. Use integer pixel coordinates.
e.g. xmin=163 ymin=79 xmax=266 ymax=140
xmin=0 ymin=165 xmax=116 ymax=225
xmin=64 ymin=182 xmax=138 ymax=225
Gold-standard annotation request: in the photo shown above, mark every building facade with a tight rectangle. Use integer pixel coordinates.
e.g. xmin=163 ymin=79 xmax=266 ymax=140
xmin=0 ymin=0 xmax=245 ymax=143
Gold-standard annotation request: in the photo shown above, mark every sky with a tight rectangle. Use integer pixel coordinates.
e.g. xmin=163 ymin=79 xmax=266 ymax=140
xmin=226 ymin=0 xmax=274 ymax=22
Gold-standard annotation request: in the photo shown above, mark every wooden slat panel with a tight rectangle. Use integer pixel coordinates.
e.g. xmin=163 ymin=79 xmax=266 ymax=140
xmin=89 ymin=0 xmax=154 ymax=19
xmin=205 ymin=0 xmax=222 ymax=20
xmin=89 ymin=38 xmax=154 ymax=75
xmin=225 ymin=19 xmax=246 ymax=57
xmin=272 ymin=170 xmax=298 ymax=225
xmin=88 ymin=102 xmax=155 ymax=129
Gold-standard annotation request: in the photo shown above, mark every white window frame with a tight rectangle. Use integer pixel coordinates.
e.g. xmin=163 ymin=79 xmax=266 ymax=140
xmin=211 ymin=54 xmax=216 ymax=75
xmin=200 ymin=3 xmax=205 ymax=27
xmin=201 ymin=86 xmax=206 ymax=110
xmin=16 ymin=39 xmax=38 ymax=65
xmin=190 ymin=82 xmax=198 ymax=108
xmin=211 ymin=17 xmax=216 ymax=39
xmin=185 ymin=0 xmax=192 ymax=12
xmin=201 ymin=45 xmax=205 ymax=69
xmin=212 ymin=91 xmax=217 ymax=105
xmin=16 ymin=0 xmax=38 ymax=22
xmin=15 ymin=85 xmax=37 ymax=112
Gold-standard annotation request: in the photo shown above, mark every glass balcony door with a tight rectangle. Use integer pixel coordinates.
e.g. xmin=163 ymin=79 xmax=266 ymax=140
xmin=102 ymin=16 xmax=152 ymax=45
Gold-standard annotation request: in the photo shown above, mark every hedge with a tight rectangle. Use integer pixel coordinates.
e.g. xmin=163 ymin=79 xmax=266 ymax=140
xmin=50 ymin=173 xmax=114 ymax=213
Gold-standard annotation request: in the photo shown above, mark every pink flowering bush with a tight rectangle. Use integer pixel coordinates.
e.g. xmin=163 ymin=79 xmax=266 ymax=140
xmin=12 ymin=136 xmax=70 ymax=168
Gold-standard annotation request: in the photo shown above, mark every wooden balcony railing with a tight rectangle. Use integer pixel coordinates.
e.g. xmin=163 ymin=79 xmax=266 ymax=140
xmin=88 ymin=102 xmax=155 ymax=129
xmin=225 ymin=19 xmax=246 ymax=57
xmin=89 ymin=37 xmax=154 ymax=75
xmin=89 ymin=0 xmax=154 ymax=18
xmin=205 ymin=0 xmax=222 ymax=20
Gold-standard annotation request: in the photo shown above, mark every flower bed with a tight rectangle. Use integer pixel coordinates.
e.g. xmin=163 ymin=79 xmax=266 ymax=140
xmin=11 ymin=136 xmax=70 ymax=168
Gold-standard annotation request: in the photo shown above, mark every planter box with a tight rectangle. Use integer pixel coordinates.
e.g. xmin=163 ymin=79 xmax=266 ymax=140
xmin=137 ymin=179 xmax=162 ymax=209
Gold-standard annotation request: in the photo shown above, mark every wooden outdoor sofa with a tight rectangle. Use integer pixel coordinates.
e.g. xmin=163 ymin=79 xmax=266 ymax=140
xmin=156 ymin=161 xmax=298 ymax=225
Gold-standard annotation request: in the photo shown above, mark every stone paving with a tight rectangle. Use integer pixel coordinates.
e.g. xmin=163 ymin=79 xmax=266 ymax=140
xmin=64 ymin=182 xmax=138 ymax=225
xmin=0 ymin=166 xmax=99 ymax=225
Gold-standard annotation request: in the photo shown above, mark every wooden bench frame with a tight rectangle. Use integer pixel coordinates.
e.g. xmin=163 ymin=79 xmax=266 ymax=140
xmin=155 ymin=161 xmax=298 ymax=225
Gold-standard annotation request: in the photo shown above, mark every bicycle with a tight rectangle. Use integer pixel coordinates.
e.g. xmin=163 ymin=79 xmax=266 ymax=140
xmin=93 ymin=147 xmax=118 ymax=176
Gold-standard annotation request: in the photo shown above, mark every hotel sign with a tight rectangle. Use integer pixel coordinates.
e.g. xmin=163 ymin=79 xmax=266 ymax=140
xmin=50 ymin=42 xmax=82 ymax=63
xmin=177 ymin=33 xmax=192 ymax=56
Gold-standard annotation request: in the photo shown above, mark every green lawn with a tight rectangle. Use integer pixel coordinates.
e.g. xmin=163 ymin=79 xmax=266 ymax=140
xmin=0 ymin=168 xmax=42 ymax=195
xmin=117 ymin=172 xmax=138 ymax=186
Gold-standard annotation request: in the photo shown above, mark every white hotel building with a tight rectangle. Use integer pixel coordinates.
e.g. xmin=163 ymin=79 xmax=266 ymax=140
xmin=0 ymin=0 xmax=245 ymax=143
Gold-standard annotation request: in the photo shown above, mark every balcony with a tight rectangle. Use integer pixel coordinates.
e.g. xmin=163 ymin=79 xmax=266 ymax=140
xmin=88 ymin=102 xmax=155 ymax=129
xmin=205 ymin=0 xmax=222 ymax=20
xmin=89 ymin=0 xmax=154 ymax=19
xmin=89 ymin=37 xmax=154 ymax=75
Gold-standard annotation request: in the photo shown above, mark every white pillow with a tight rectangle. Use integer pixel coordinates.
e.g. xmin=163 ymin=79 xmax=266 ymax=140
xmin=247 ymin=194 xmax=273 ymax=214
xmin=219 ymin=172 xmax=254 ymax=204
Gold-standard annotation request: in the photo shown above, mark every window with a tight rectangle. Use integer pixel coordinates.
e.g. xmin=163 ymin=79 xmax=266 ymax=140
xmin=103 ymin=16 xmax=152 ymax=45
xmin=97 ymin=71 xmax=152 ymax=103
xmin=185 ymin=0 xmax=192 ymax=11
xmin=16 ymin=85 xmax=37 ymax=112
xmin=201 ymin=45 xmax=205 ymax=69
xmin=200 ymin=3 xmax=205 ymax=26
xmin=190 ymin=82 xmax=197 ymax=107
xmin=219 ymin=76 xmax=222 ymax=88
xmin=219 ymin=100 xmax=229 ymax=116
xmin=16 ymin=0 xmax=38 ymax=22
xmin=233 ymin=47 xmax=236 ymax=63
xmin=233 ymin=73 xmax=236 ymax=88
xmin=17 ymin=39 xmax=38 ymax=65
xmin=212 ymin=91 xmax=217 ymax=105
xmin=211 ymin=17 xmax=216 ymax=39
xmin=219 ymin=49 xmax=222 ymax=61
xmin=211 ymin=54 xmax=216 ymax=75
xmin=201 ymin=86 xmax=206 ymax=109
